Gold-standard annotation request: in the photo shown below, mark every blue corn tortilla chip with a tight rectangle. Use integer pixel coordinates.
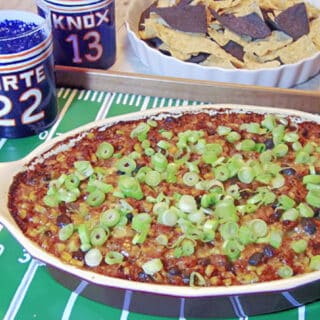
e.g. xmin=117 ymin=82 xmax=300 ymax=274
xmin=211 ymin=9 xmax=271 ymax=39
xmin=274 ymin=3 xmax=309 ymax=41
xmin=222 ymin=40 xmax=244 ymax=61
xmin=151 ymin=4 xmax=207 ymax=34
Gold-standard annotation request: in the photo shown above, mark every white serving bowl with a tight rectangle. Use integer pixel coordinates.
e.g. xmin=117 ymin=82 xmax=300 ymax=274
xmin=126 ymin=0 xmax=320 ymax=88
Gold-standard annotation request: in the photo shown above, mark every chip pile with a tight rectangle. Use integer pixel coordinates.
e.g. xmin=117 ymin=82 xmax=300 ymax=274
xmin=139 ymin=0 xmax=320 ymax=69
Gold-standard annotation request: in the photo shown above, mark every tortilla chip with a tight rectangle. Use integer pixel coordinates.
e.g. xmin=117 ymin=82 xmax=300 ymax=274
xmin=309 ymin=18 xmax=320 ymax=50
xmin=244 ymin=31 xmax=292 ymax=57
xmin=223 ymin=40 xmax=244 ymax=61
xmin=200 ymin=54 xmax=237 ymax=68
xmin=243 ymin=52 xmax=281 ymax=69
xmin=152 ymin=4 xmax=207 ymax=34
xmin=274 ymin=3 xmax=309 ymax=40
xmin=211 ymin=9 xmax=271 ymax=39
xmin=277 ymin=35 xmax=318 ymax=64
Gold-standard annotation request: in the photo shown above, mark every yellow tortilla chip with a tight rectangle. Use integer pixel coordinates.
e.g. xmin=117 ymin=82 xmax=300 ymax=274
xmin=277 ymin=35 xmax=318 ymax=64
xmin=207 ymin=0 xmax=242 ymax=11
xmin=309 ymin=18 xmax=320 ymax=50
xmin=244 ymin=31 xmax=292 ymax=57
xmin=243 ymin=52 xmax=281 ymax=69
xmin=200 ymin=54 xmax=237 ymax=68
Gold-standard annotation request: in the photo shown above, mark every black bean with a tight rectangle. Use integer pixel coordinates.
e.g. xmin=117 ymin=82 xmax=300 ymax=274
xmin=248 ymin=252 xmax=264 ymax=266
xmin=301 ymin=218 xmax=317 ymax=235
xmin=126 ymin=213 xmax=133 ymax=222
xmin=263 ymin=245 xmax=274 ymax=258
xmin=146 ymin=37 xmax=163 ymax=48
xmin=72 ymin=250 xmax=84 ymax=261
xmin=138 ymin=272 xmax=150 ymax=282
xmin=264 ymin=138 xmax=274 ymax=150
xmin=182 ymin=274 xmax=190 ymax=285
xmin=56 ymin=214 xmax=72 ymax=227
xmin=314 ymin=208 xmax=320 ymax=219
xmin=168 ymin=267 xmax=181 ymax=276
xmin=280 ymin=168 xmax=296 ymax=176
xmin=164 ymin=117 xmax=176 ymax=124
xmin=116 ymin=170 xmax=126 ymax=175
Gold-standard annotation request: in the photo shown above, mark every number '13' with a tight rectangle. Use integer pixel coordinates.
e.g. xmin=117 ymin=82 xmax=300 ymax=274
xmin=66 ymin=31 xmax=103 ymax=64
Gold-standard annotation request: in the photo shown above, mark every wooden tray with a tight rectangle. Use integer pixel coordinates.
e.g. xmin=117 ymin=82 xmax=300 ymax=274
xmin=55 ymin=66 xmax=320 ymax=113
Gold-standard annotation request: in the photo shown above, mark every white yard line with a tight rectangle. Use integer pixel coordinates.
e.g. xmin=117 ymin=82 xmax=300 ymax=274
xmin=45 ymin=89 xmax=78 ymax=142
xmin=3 ymin=260 xmax=40 ymax=320
xmin=61 ymin=280 xmax=88 ymax=320
xmin=119 ymin=290 xmax=133 ymax=320
xmin=298 ymin=305 xmax=306 ymax=320
xmin=0 ymin=138 xmax=7 ymax=151
xmin=63 ymin=88 xmax=71 ymax=99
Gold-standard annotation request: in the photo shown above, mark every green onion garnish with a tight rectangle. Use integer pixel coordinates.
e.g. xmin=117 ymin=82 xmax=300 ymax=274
xmin=96 ymin=142 xmax=114 ymax=159
xmin=142 ymin=258 xmax=163 ymax=275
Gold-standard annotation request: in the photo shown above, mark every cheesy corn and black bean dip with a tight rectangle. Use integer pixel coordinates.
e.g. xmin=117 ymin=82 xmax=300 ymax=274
xmin=8 ymin=110 xmax=320 ymax=286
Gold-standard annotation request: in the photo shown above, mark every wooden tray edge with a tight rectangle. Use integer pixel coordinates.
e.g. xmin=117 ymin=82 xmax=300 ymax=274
xmin=55 ymin=66 xmax=320 ymax=113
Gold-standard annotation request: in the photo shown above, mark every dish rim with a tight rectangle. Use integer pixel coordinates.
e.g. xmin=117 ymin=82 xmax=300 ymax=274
xmin=1 ymin=103 xmax=320 ymax=298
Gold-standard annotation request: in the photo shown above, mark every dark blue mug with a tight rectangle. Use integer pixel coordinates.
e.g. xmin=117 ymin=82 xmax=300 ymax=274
xmin=37 ymin=0 xmax=116 ymax=69
xmin=0 ymin=10 xmax=57 ymax=138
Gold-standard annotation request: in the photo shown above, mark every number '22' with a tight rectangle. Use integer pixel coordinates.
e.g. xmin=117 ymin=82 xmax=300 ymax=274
xmin=0 ymin=88 xmax=44 ymax=126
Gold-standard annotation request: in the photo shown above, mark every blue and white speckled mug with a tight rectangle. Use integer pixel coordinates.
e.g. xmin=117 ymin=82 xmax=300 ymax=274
xmin=0 ymin=10 xmax=57 ymax=139
xmin=37 ymin=0 xmax=116 ymax=69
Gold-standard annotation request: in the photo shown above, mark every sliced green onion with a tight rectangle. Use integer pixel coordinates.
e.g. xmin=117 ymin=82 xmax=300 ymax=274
xmin=100 ymin=208 xmax=121 ymax=228
xmin=306 ymin=190 xmax=320 ymax=208
xmin=214 ymin=198 xmax=238 ymax=222
xmin=248 ymin=219 xmax=268 ymax=238
xmin=78 ymin=224 xmax=91 ymax=251
xmin=217 ymin=125 xmax=231 ymax=136
xmin=147 ymin=119 xmax=157 ymax=127
xmin=178 ymin=195 xmax=197 ymax=213
xmin=183 ymin=172 xmax=199 ymax=186
xmin=284 ymin=132 xmax=299 ymax=143
xmin=43 ymin=194 xmax=59 ymax=207
xmin=86 ymin=189 xmax=105 ymax=207
xmin=291 ymin=239 xmax=307 ymax=254
xmin=226 ymin=184 xmax=240 ymax=199
xmin=96 ymin=142 xmax=114 ymax=159
xmin=151 ymin=153 xmax=168 ymax=172
xmin=118 ymin=176 xmax=143 ymax=200
xmin=239 ymin=225 xmax=256 ymax=245
xmin=259 ymin=150 xmax=273 ymax=163
xmin=188 ymin=210 xmax=205 ymax=224
xmin=237 ymin=166 xmax=255 ymax=184
xmin=117 ymin=156 xmax=136 ymax=174
xmin=160 ymin=130 xmax=173 ymax=139
xmin=141 ymin=139 xmax=150 ymax=149
xmin=223 ymin=239 xmax=243 ymax=261
xmin=158 ymin=208 xmax=178 ymax=227
xmin=65 ymin=174 xmax=80 ymax=190
xmin=202 ymin=150 xmax=218 ymax=164
xmin=220 ymin=221 xmax=239 ymax=240
xmin=157 ymin=140 xmax=170 ymax=150
xmin=132 ymin=213 xmax=152 ymax=233
xmin=214 ymin=165 xmax=230 ymax=182
xmin=272 ymin=125 xmax=285 ymax=145
xmin=155 ymin=234 xmax=168 ymax=246
xmin=237 ymin=139 xmax=255 ymax=151
xmin=174 ymin=239 xmax=195 ymax=258
xmin=269 ymin=229 xmax=283 ymax=248
xmin=105 ymin=251 xmax=124 ymax=265
xmin=295 ymin=151 xmax=310 ymax=164
xmin=297 ymin=203 xmax=314 ymax=218
xmin=277 ymin=265 xmax=293 ymax=278
xmin=84 ymin=248 xmax=102 ymax=267
xmin=273 ymin=143 xmax=289 ymax=158
xmin=130 ymin=122 xmax=150 ymax=141
xmin=58 ymin=223 xmax=74 ymax=241
xmin=278 ymin=195 xmax=295 ymax=210
xmin=142 ymin=258 xmax=163 ymax=275
xmin=281 ymin=208 xmax=299 ymax=221
xmin=90 ymin=227 xmax=108 ymax=246
xmin=271 ymin=174 xmax=285 ymax=189
xmin=261 ymin=114 xmax=276 ymax=131
xmin=145 ymin=170 xmax=162 ymax=187
xmin=190 ymin=272 xmax=206 ymax=287
xmin=74 ymin=160 xmax=94 ymax=180
xmin=303 ymin=175 xmax=320 ymax=185
xmin=309 ymin=255 xmax=320 ymax=271
xmin=226 ymin=131 xmax=241 ymax=143
xmin=136 ymin=166 xmax=152 ymax=183
xmin=165 ymin=163 xmax=179 ymax=183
